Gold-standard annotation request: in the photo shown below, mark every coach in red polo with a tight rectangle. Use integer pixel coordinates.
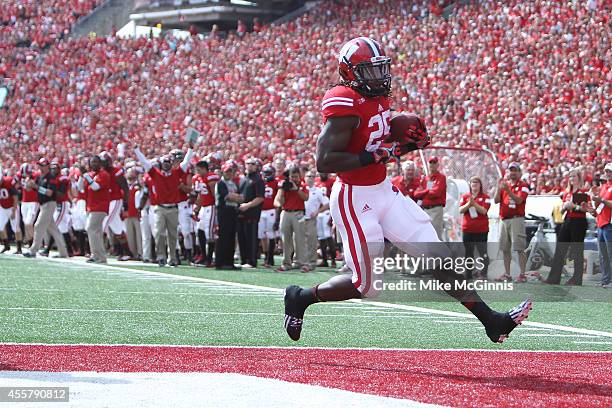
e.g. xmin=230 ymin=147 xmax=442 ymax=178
xmin=414 ymin=156 xmax=447 ymax=240
xmin=81 ymin=155 xmax=111 ymax=264
xmin=134 ymin=141 xmax=194 ymax=267
xmin=494 ymin=162 xmax=530 ymax=282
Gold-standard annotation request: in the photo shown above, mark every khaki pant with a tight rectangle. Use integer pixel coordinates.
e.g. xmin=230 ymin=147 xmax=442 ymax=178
xmin=303 ymin=217 xmax=318 ymax=267
xmin=425 ymin=206 xmax=444 ymax=241
xmin=30 ymin=201 xmax=68 ymax=257
xmin=125 ymin=217 xmax=142 ymax=259
xmin=154 ymin=205 xmax=179 ymax=263
xmin=280 ymin=210 xmax=307 ymax=267
xmin=86 ymin=211 xmax=107 ymax=262
xmin=500 ymin=217 xmax=527 ymax=252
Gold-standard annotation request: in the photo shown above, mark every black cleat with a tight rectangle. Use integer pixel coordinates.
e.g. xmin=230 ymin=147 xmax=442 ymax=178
xmin=284 ymin=285 xmax=306 ymax=341
xmin=486 ymin=299 xmax=532 ymax=343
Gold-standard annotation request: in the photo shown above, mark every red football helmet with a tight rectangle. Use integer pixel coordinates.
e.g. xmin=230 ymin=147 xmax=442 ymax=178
xmin=338 ymin=37 xmax=391 ymax=97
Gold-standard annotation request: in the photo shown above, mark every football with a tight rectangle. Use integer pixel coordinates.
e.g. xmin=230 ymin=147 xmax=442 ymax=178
xmin=386 ymin=112 xmax=428 ymax=145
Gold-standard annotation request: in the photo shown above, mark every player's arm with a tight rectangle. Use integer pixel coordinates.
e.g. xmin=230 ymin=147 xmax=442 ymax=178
xmin=274 ymin=187 xmax=285 ymax=208
xmin=316 ymin=116 xmax=364 ymax=173
xmin=273 ymin=188 xmax=284 ymax=230
xmin=116 ymin=173 xmax=130 ymax=209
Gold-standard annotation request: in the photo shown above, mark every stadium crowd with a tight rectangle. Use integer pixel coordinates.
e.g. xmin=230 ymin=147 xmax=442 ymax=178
xmin=0 ymin=0 xmax=610 ymax=284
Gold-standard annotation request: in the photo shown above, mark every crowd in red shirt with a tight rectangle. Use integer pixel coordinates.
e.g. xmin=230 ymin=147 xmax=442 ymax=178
xmin=0 ymin=0 xmax=609 ymax=192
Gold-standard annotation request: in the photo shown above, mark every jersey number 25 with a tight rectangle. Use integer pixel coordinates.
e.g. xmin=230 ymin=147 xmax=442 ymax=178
xmin=366 ymin=110 xmax=391 ymax=152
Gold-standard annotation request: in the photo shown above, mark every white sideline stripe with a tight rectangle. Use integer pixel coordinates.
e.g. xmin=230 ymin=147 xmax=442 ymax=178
xmin=0 ymin=372 xmax=436 ymax=408
xmin=1 ymin=342 xmax=611 ymax=354
xmin=9 ymin=255 xmax=612 ymax=339
xmin=573 ymin=341 xmax=612 ymax=345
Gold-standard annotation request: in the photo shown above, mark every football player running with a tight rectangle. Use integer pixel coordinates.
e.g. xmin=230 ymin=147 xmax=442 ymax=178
xmin=283 ymin=37 xmax=531 ymax=344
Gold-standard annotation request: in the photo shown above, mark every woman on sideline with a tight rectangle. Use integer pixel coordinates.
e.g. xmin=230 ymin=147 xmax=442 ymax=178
xmin=545 ymin=168 xmax=590 ymax=285
xmin=459 ymin=177 xmax=491 ymax=280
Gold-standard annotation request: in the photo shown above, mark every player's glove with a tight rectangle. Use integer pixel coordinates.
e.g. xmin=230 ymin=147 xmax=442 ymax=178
xmin=404 ymin=126 xmax=430 ymax=149
xmin=358 ymin=143 xmax=400 ymax=166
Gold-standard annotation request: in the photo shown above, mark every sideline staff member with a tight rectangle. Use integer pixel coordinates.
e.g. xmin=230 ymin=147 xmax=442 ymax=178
xmin=215 ymin=161 xmax=243 ymax=270
xmin=459 ymin=176 xmax=491 ymax=280
xmin=237 ymin=158 xmax=265 ymax=268
xmin=494 ymin=162 xmax=529 ymax=282
xmin=24 ymin=158 xmax=69 ymax=258
xmin=134 ymin=142 xmax=194 ymax=267
xmin=274 ymin=166 xmax=309 ymax=272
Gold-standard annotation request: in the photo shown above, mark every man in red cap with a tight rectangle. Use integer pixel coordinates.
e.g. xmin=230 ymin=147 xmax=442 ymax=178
xmin=23 ymin=158 xmax=69 ymax=258
xmin=414 ymin=156 xmax=447 ymax=240
xmin=494 ymin=162 xmax=529 ymax=282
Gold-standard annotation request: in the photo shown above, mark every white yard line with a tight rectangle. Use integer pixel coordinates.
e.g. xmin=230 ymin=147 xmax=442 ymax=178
xmin=0 ymin=307 xmax=442 ymax=320
xmin=6 ymin=255 xmax=612 ymax=339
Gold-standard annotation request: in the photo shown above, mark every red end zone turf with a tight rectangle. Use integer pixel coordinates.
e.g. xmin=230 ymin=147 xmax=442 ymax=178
xmin=1 ymin=345 xmax=610 ymax=407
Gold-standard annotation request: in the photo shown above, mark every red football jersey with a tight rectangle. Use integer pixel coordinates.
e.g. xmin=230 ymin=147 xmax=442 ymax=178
xmin=315 ymin=176 xmax=335 ymax=198
xmin=262 ymin=179 xmax=279 ymax=210
xmin=107 ymin=166 xmax=125 ymax=201
xmin=178 ymin=168 xmax=192 ymax=202
xmin=321 ymin=86 xmax=390 ymax=186
xmin=143 ymin=173 xmax=158 ymax=206
xmin=52 ymin=174 xmax=70 ymax=203
xmin=127 ymin=183 xmax=140 ymax=218
xmin=21 ymin=173 xmax=39 ymax=203
xmin=0 ymin=176 xmax=17 ymax=209
xmin=193 ymin=172 xmax=219 ymax=207
xmin=85 ymin=169 xmax=111 ymax=213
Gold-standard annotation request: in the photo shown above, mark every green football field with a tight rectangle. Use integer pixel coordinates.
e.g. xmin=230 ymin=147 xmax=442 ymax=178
xmin=1 ymin=254 xmax=610 ymax=351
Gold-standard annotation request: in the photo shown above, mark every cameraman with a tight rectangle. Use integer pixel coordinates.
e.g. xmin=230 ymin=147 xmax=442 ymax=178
xmin=274 ymin=165 xmax=309 ymax=272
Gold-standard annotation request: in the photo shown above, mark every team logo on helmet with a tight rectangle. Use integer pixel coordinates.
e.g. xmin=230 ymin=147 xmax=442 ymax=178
xmin=338 ymin=37 xmax=391 ymax=97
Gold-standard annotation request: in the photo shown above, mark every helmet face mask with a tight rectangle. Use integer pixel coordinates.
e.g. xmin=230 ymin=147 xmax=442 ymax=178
xmin=339 ymin=37 xmax=391 ymax=97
